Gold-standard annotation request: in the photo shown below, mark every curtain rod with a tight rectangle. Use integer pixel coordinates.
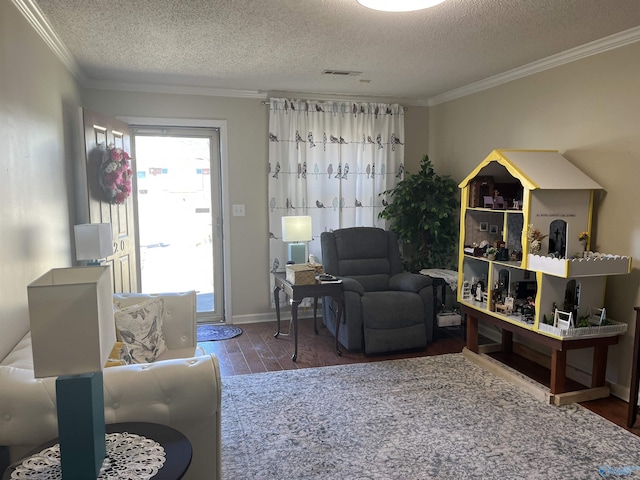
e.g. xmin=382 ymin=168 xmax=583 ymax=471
xmin=261 ymin=100 xmax=408 ymax=110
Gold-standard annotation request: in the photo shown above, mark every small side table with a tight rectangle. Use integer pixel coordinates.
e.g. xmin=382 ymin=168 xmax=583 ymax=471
xmin=3 ymin=422 xmax=192 ymax=480
xmin=273 ymin=271 xmax=343 ymax=361
xmin=420 ymin=269 xmax=464 ymax=341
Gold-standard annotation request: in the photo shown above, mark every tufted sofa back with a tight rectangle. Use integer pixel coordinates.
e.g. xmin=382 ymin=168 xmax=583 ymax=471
xmin=0 ymin=316 xmax=29 ymax=365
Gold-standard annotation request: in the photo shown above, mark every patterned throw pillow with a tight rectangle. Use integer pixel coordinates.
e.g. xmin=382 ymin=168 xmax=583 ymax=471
xmin=104 ymin=342 xmax=133 ymax=367
xmin=114 ymin=297 xmax=167 ymax=363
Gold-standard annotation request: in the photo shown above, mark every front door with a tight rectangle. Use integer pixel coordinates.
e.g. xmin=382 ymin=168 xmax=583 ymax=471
xmin=132 ymin=127 xmax=224 ymax=322
xmin=82 ymin=108 xmax=137 ymax=293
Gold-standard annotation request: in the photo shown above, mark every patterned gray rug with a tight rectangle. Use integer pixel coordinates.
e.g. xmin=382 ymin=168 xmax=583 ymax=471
xmin=221 ymin=353 xmax=640 ymax=479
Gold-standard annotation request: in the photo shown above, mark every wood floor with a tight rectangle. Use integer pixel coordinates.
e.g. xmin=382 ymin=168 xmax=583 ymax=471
xmin=198 ymin=317 xmax=640 ymax=438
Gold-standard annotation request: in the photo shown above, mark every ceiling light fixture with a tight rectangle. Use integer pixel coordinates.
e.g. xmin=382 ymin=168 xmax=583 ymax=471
xmin=357 ymin=0 xmax=446 ymax=12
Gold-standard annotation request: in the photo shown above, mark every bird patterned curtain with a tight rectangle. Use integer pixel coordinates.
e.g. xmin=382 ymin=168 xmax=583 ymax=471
xmin=268 ymin=98 xmax=405 ymax=283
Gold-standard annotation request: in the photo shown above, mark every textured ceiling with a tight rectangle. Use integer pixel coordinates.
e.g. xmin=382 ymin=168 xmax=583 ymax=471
xmin=31 ymin=0 xmax=640 ymax=104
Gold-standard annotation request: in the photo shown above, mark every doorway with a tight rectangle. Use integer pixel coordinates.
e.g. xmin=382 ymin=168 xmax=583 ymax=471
xmin=132 ymin=126 xmax=224 ymax=323
xmin=549 ymin=219 xmax=567 ymax=258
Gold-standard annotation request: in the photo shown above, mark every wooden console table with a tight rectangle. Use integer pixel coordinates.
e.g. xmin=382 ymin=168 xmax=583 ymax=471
xmin=462 ymin=305 xmax=620 ymax=404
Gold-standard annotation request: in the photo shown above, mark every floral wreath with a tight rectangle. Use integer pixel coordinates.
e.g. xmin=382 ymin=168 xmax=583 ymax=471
xmin=98 ymin=146 xmax=132 ymax=204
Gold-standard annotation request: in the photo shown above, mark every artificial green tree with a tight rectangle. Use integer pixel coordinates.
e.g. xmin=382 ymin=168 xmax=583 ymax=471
xmin=379 ymin=155 xmax=459 ymax=271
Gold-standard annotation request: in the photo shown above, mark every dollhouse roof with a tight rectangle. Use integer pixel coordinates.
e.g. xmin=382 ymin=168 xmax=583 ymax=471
xmin=458 ymin=149 xmax=603 ymax=191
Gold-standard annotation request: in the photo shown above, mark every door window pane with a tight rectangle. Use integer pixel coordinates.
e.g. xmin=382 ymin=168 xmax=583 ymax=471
xmin=134 ymin=135 xmax=215 ymax=313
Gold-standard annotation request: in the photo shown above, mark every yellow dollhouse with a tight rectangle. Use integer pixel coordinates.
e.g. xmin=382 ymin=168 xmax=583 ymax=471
xmin=457 ymin=149 xmax=631 ymax=339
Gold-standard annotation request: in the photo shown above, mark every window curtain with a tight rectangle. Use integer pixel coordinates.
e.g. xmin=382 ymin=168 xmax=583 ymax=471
xmin=268 ymin=98 xmax=405 ymax=277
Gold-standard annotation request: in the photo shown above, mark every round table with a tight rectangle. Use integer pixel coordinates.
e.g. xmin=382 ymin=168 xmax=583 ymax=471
xmin=2 ymin=422 xmax=192 ymax=480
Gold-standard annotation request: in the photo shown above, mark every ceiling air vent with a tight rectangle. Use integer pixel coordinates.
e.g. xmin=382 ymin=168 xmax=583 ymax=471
xmin=322 ymin=70 xmax=362 ymax=76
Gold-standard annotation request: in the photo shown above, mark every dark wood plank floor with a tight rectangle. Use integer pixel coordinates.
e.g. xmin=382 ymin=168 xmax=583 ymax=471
xmin=198 ymin=318 xmax=640 ymax=437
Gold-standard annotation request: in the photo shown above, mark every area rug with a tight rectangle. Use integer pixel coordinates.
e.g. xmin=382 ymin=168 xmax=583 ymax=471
xmin=196 ymin=324 xmax=242 ymax=342
xmin=222 ymin=353 xmax=640 ymax=479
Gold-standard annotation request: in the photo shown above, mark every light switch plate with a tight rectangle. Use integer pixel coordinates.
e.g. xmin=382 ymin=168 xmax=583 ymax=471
xmin=232 ymin=204 xmax=245 ymax=216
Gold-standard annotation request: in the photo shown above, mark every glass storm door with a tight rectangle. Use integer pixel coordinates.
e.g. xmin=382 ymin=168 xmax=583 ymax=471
xmin=132 ymin=127 xmax=224 ymax=323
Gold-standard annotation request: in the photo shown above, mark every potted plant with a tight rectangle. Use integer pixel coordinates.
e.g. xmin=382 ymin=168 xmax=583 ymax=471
xmin=379 ymin=155 xmax=459 ymax=271
xmin=485 ymin=247 xmax=498 ymax=261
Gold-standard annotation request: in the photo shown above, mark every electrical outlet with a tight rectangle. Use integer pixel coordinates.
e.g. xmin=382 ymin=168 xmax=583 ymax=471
xmin=232 ymin=204 xmax=245 ymax=216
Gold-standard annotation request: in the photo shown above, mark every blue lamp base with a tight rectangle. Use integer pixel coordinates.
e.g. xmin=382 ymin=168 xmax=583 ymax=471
xmin=287 ymin=243 xmax=306 ymax=264
xmin=56 ymin=372 xmax=106 ymax=479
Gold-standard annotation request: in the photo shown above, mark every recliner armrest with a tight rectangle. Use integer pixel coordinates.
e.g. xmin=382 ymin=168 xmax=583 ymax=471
xmin=389 ymin=272 xmax=433 ymax=293
xmin=339 ymin=277 xmax=365 ymax=296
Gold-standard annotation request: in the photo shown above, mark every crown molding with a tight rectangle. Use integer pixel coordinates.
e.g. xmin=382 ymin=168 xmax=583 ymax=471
xmin=84 ymin=79 xmax=268 ymax=99
xmin=12 ymin=0 xmax=86 ymax=83
xmin=428 ymin=26 xmax=640 ymax=106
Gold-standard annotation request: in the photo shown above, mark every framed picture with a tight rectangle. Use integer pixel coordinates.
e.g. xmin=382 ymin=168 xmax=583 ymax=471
xmin=490 ymin=225 xmax=499 ymax=234
xmin=479 ymin=222 xmax=488 ymax=232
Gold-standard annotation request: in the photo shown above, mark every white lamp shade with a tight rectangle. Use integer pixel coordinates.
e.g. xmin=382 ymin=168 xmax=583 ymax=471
xmin=27 ymin=266 xmax=116 ymax=378
xmin=74 ymin=223 xmax=114 ymax=261
xmin=281 ymin=216 xmax=313 ymax=242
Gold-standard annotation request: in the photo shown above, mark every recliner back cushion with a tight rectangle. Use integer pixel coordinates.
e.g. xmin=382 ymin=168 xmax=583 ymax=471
xmin=332 ymin=228 xmax=396 ymax=291
xmin=347 ymin=273 xmax=391 ymax=292
xmin=334 ymin=227 xmax=388 ymax=259
xmin=338 ymin=258 xmax=392 ymax=277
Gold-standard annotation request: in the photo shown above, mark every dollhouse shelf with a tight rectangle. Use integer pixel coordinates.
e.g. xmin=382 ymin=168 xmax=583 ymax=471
xmin=538 ymin=320 xmax=627 ymax=339
xmin=458 ymin=149 xmax=632 ymax=402
xmin=527 ymin=253 xmax=632 ymax=278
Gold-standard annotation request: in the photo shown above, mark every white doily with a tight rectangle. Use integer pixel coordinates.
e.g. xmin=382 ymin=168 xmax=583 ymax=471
xmin=11 ymin=432 xmax=166 ymax=479
xmin=419 ymin=268 xmax=458 ymax=292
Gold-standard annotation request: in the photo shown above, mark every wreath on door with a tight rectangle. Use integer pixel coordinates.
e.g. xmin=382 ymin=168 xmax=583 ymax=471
xmin=98 ymin=146 xmax=132 ymax=204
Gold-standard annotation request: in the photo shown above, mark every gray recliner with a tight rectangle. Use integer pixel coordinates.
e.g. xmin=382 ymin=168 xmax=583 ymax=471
xmin=320 ymin=227 xmax=435 ymax=354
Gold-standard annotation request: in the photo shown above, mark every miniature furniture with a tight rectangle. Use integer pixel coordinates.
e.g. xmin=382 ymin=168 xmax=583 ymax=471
xmin=320 ymin=227 xmax=434 ymax=354
xmin=3 ymin=422 xmax=192 ymax=480
xmin=458 ymin=149 xmax=631 ymax=404
xmin=272 ymin=271 xmax=344 ymax=361
xmin=483 ymin=195 xmax=505 ymax=209
xmin=0 ymin=292 xmax=222 ymax=480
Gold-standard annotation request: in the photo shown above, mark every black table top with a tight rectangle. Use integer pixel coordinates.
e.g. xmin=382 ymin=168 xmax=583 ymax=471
xmin=3 ymin=422 xmax=192 ymax=480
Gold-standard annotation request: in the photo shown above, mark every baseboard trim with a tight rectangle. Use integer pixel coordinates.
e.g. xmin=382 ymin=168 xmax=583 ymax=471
xmin=230 ymin=310 xmax=315 ymax=325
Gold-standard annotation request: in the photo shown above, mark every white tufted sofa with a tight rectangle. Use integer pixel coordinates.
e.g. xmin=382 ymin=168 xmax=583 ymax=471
xmin=0 ymin=291 xmax=221 ymax=480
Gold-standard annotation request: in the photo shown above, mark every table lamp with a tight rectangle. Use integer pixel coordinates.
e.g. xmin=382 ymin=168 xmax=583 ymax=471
xmin=74 ymin=223 xmax=114 ymax=265
xmin=27 ymin=266 xmax=116 ymax=479
xmin=281 ymin=215 xmax=312 ymax=264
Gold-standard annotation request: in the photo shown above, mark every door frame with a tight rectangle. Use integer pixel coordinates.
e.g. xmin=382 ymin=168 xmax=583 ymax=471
xmin=118 ymin=116 xmax=233 ymax=324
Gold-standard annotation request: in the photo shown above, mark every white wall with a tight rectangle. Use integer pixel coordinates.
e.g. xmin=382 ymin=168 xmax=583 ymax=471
xmin=0 ymin=1 xmax=82 ymax=357
xmin=429 ymin=41 xmax=640 ymax=396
